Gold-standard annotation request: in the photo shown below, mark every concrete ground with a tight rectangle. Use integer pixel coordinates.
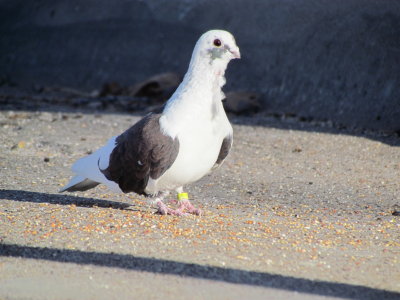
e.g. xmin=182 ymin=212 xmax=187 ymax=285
xmin=0 ymin=109 xmax=399 ymax=299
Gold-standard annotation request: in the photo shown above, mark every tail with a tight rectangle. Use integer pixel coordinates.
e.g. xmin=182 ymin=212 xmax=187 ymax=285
xmin=60 ymin=136 xmax=121 ymax=193
xmin=59 ymin=175 xmax=100 ymax=193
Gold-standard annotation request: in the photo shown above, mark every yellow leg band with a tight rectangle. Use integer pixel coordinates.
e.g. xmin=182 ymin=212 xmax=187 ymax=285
xmin=177 ymin=192 xmax=189 ymax=201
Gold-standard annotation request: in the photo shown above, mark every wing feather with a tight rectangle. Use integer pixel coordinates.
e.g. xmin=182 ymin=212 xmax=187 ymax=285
xmin=100 ymin=113 xmax=179 ymax=194
xmin=213 ymin=134 xmax=233 ymax=170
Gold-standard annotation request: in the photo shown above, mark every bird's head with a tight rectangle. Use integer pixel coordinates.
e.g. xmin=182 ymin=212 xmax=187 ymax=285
xmin=190 ymin=30 xmax=240 ymax=73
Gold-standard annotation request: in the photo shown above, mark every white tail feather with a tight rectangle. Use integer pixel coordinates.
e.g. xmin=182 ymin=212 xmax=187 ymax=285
xmin=62 ymin=136 xmax=121 ymax=193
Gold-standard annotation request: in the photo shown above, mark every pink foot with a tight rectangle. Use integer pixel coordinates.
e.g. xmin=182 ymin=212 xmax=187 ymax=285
xmin=156 ymin=200 xmax=201 ymax=216
xmin=156 ymin=201 xmax=185 ymax=216
xmin=179 ymin=199 xmax=202 ymax=216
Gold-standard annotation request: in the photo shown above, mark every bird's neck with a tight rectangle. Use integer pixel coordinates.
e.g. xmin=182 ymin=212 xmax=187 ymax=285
xmin=187 ymin=53 xmax=229 ymax=82
xmin=169 ymin=58 xmax=228 ymax=106
xmin=186 ymin=57 xmax=228 ymax=94
xmin=160 ymin=60 xmax=228 ymax=138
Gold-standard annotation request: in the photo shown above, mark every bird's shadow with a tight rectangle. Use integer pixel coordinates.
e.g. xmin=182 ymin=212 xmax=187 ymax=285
xmin=0 ymin=189 xmax=134 ymax=210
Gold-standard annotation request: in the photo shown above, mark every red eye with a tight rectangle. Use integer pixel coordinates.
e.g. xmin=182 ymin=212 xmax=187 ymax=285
xmin=213 ymin=39 xmax=222 ymax=47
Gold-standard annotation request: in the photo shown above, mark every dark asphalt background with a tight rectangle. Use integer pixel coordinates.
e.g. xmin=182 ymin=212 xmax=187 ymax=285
xmin=1 ymin=0 xmax=400 ymax=131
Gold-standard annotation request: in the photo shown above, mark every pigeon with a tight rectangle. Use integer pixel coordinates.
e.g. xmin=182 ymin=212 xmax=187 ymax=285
xmin=60 ymin=29 xmax=241 ymax=216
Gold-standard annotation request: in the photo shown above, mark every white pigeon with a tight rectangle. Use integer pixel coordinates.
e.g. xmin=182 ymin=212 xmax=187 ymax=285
xmin=60 ymin=29 xmax=241 ymax=216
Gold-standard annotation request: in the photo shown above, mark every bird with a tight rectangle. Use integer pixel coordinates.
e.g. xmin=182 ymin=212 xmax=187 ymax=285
xmin=60 ymin=29 xmax=241 ymax=216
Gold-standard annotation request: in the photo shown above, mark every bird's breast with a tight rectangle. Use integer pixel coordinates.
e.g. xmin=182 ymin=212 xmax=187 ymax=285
xmin=153 ymin=113 xmax=231 ymax=191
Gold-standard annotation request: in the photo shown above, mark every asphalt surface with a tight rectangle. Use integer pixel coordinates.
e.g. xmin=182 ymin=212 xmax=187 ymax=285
xmin=0 ymin=109 xmax=399 ymax=299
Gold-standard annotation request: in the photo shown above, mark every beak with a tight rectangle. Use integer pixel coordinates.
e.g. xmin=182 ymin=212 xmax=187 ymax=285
xmin=231 ymin=48 xmax=241 ymax=59
xmin=225 ymin=45 xmax=241 ymax=59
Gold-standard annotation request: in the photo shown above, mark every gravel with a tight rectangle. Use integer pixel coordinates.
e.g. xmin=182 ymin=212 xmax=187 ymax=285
xmin=0 ymin=109 xmax=399 ymax=299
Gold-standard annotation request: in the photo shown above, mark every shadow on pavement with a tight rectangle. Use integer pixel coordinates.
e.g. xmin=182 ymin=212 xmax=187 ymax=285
xmin=0 ymin=243 xmax=399 ymax=300
xmin=0 ymin=189 xmax=132 ymax=210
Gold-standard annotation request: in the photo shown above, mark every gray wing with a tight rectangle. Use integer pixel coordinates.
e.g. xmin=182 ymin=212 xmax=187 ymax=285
xmin=100 ymin=113 xmax=179 ymax=194
xmin=213 ymin=134 xmax=233 ymax=169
